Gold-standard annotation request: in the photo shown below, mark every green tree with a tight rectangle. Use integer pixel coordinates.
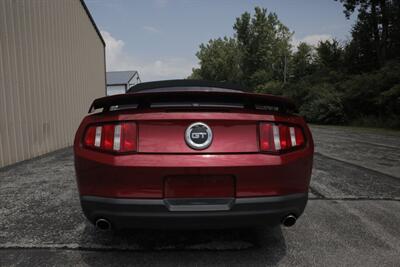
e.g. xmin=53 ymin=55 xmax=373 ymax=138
xmin=316 ymin=39 xmax=344 ymax=70
xmin=344 ymin=10 xmax=379 ymax=73
xmin=336 ymin=0 xmax=400 ymax=67
xmin=233 ymin=7 xmax=293 ymax=86
xmin=188 ymin=37 xmax=242 ymax=83
xmin=292 ymin=42 xmax=315 ymax=79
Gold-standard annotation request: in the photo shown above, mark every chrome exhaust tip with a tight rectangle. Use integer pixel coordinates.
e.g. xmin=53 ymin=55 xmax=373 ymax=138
xmin=282 ymin=214 xmax=297 ymax=227
xmin=95 ymin=218 xmax=111 ymax=231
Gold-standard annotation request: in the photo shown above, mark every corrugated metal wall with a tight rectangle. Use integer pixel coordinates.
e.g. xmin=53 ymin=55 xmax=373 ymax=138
xmin=0 ymin=0 xmax=105 ymax=167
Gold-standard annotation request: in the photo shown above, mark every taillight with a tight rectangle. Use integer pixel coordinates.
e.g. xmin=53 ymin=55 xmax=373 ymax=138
xmin=83 ymin=122 xmax=137 ymax=153
xmin=84 ymin=126 xmax=96 ymax=147
xmin=259 ymin=122 xmax=305 ymax=153
xmin=101 ymin=124 xmax=115 ymax=150
xmin=120 ymin=123 xmax=137 ymax=152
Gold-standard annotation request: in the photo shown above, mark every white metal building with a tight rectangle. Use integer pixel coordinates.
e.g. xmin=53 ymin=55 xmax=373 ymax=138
xmin=0 ymin=0 xmax=106 ymax=167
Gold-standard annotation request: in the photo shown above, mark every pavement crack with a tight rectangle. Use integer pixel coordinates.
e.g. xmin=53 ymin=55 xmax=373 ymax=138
xmin=314 ymin=134 xmax=400 ymax=150
xmin=0 ymin=244 xmax=253 ymax=252
xmin=309 ymin=197 xmax=400 ymax=201
xmin=309 ymin=186 xmax=325 ymax=199
xmin=314 ymin=152 xmax=399 ymax=180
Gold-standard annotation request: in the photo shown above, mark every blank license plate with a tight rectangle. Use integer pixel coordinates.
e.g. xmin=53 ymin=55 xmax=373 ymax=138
xmin=164 ymin=175 xmax=234 ymax=198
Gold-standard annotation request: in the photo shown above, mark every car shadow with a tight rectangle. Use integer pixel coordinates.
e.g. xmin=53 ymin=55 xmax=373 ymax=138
xmin=78 ymin=224 xmax=287 ymax=265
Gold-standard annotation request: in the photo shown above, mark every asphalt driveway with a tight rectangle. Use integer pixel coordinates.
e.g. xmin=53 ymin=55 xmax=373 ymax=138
xmin=0 ymin=125 xmax=399 ymax=266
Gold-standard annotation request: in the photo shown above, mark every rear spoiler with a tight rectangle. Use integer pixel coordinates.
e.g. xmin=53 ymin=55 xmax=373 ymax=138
xmin=89 ymin=90 xmax=297 ymax=113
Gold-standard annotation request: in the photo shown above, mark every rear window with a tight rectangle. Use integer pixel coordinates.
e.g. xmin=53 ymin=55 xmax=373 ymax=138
xmin=150 ymin=102 xmax=244 ymax=109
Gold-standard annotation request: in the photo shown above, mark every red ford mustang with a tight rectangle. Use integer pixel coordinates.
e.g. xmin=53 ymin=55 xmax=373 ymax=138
xmin=74 ymin=80 xmax=314 ymax=230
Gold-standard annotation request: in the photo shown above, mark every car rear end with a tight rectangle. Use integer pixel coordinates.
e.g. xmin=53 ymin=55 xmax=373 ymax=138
xmin=74 ymin=81 xmax=314 ymax=230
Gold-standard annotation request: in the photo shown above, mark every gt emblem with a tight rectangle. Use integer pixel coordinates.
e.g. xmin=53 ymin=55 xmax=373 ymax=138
xmin=185 ymin=122 xmax=213 ymax=150
xmin=191 ymin=132 xmax=207 ymax=139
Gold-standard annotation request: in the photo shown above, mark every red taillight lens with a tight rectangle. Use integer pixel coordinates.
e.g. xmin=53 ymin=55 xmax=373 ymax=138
xmin=101 ymin=124 xmax=115 ymax=151
xmin=83 ymin=122 xmax=137 ymax=153
xmin=259 ymin=122 xmax=305 ymax=153
xmin=83 ymin=126 xmax=96 ymax=148
xmin=259 ymin=123 xmax=274 ymax=151
xmin=279 ymin=125 xmax=291 ymax=150
xmin=120 ymin=122 xmax=137 ymax=152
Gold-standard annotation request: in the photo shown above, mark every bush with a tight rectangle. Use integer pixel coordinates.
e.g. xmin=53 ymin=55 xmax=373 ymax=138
xmin=254 ymin=81 xmax=283 ymax=95
xmin=299 ymin=83 xmax=345 ymax=124
xmin=339 ymin=61 xmax=400 ymax=121
xmin=290 ymin=61 xmax=400 ymax=128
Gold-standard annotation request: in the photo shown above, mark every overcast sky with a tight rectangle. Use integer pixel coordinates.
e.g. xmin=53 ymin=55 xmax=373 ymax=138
xmin=85 ymin=0 xmax=356 ymax=82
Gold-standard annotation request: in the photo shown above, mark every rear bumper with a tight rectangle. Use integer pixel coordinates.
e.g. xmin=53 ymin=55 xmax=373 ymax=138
xmin=80 ymin=193 xmax=308 ymax=229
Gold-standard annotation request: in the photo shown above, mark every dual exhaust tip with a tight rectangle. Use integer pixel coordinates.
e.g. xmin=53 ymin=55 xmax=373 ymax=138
xmin=95 ymin=215 xmax=297 ymax=230
xmin=95 ymin=218 xmax=112 ymax=231
xmin=282 ymin=214 xmax=297 ymax=227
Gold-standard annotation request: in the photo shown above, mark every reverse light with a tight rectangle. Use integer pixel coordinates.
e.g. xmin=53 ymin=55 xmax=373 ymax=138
xmin=259 ymin=122 xmax=305 ymax=153
xmin=83 ymin=122 xmax=137 ymax=153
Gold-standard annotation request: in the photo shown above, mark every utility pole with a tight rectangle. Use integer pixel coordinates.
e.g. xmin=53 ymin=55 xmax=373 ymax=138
xmin=283 ymin=54 xmax=287 ymax=84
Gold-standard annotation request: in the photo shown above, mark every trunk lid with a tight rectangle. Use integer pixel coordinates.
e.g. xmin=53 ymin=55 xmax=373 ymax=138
xmin=138 ymin=119 xmax=259 ymax=153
